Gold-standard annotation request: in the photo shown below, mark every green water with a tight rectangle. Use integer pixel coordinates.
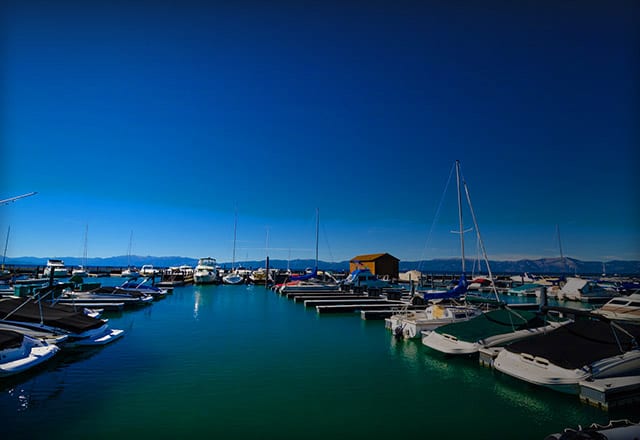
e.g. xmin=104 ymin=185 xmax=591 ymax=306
xmin=1 ymin=281 xmax=633 ymax=439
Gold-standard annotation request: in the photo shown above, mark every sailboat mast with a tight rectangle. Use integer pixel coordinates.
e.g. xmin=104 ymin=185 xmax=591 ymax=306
xmin=556 ymin=224 xmax=564 ymax=260
xmin=231 ymin=211 xmax=237 ymax=270
xmin=127 ymin=230 xmax=133 ymax=268
xmin=2 ymin=226 xmax=9 ymax=270
xmin=315 ymin=208 xmax=319 ymax=270
xmin=455 ymin=160 xmax=466 ymax=274
xmin=82 ymin=224 xmax=88 ymax=266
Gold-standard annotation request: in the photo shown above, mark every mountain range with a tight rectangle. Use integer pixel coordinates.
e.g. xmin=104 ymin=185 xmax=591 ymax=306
xmin=4 ymin=255 xmax=639 ymax=275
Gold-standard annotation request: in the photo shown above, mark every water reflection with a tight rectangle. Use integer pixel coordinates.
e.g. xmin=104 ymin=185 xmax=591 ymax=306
xmin=193 ymin=290 xmax=201 ymax=320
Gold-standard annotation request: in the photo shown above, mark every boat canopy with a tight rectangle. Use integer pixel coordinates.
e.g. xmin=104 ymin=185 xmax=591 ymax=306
xmin=289 ymin=268 xmax=318 ymax=281
xmin=423 ymin=273 xmax=469 ymax=301
xmin=0 ymin=298 xmax=105 ymax=333
xmin=433 ymin=308 xmax=550 ymax=342
xmin=504 ymin=319 xmax=640 ymax=370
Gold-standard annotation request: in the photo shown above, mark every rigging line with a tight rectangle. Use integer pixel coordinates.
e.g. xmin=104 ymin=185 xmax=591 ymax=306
xmin=461 ymin=178 xmax=500 ymax=303
xmin=321 ymin=220 xmax=334 ymax=264
xmin=417 ymin=161 xmax=456 ymax=273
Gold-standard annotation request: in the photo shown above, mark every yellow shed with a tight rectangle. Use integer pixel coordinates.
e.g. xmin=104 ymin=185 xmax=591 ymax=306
xmin=349 ymin=253 xmax=399 ymax=280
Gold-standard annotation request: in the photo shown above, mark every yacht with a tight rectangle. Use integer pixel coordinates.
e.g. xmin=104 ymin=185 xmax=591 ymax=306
xmin=43 ymin=259 xmax=68 ymax=278
xmin=0 ymin=329 xmax=60 ymax=377
xmin=494 ymin=317 xmax=640 ymax=395
xmin=193 ymin=257 xmax=219 ymax=284
xmin=591 ymin=293 xmax=640 ymax=323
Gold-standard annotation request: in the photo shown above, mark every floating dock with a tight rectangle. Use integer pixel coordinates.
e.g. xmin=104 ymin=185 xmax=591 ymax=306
xmin=579 ymin=376 xmax=640 ymax=410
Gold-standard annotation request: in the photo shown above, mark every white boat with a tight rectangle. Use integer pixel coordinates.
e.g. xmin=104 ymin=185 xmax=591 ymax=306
xmin=248 ymin=267 xmax=273 ymax=284
xmin=43 ymin=259 xmax=68 ymax=278
xmin=140 ymin=265 xmax=157 ymax=277
xmin=0 ymin=297 xmax=124 ymax=346
xmin=222 ymin=271 xmax=244 ymax=285
xmin=114 ymin=278 xmax=169 ymax=298
xmin=0 ymin=321 xmax=69 ymax=345
xmin=121 ymin=267 xmax=140 ymax=279
xmin=193 ymin=257 xmax=219 ymax=284
xmin=591 ymin=293 xmax=640 ymax=323
xmin=421 ymin=307 xmax=569 ymax=355
xmin=555 ymin=277 xmax=618 ymax=302
xmin=494 ymin=317 xmax=640 ymax=395
xmin=0 ymin=329 xmax=60 ymax=377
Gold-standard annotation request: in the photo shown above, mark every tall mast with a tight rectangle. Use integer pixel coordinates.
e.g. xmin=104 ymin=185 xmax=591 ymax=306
xmin=456 ymin=160 xmax=465 ymax=274
xmin=315 ymin=208 xmax=319 ymax=270
xmin=127 ymin=230 xmax=133 ymax=268
xmin=231 ymin=210 xmax=237 ymax=270
xmin=82 ymin=224 xmax=88 ymax=266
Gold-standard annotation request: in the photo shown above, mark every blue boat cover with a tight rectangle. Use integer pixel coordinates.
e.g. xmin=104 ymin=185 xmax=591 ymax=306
xmin=423 ymin=273 xmax=468 ymax=300
xmin=289 ymin=268 xmax=318 ymax=281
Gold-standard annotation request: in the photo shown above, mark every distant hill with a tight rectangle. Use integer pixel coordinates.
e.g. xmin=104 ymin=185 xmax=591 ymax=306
xmin=5 ymin=255 xmax=640 ymax=275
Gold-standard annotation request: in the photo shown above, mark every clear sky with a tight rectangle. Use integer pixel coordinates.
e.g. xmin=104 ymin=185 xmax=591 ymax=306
xmin=1 ymin=0 xmax=639 ymax=264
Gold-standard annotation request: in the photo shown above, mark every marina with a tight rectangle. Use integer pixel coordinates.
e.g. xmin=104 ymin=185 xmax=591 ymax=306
xmin=2 ymin=277 xmax=638 ymax=439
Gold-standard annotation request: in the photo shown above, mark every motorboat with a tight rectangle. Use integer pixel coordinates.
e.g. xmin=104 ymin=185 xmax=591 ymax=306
xmin=114 ymin=278 xmax=170 ymax=298
xmin=193 ymin=257 xmax=219 ymax=285
xmin=506 ymin=283 xmax=545 ymax=297
xmin=248 ymin=268 xmax=274 ymax=285
xmin=340 ymin=268 xmax=391 ymax=291
xmin=555 ymin=277 xmax=618 ymax=303
xmin=591 ymin=293 xmax=640 ymax=323
xmin=121 ymin=267 xmax=140 ymax=278
xmin=222 ymin=270 xmax=245 ymax=285
xmin=545 ymin=419 xmax=640 ymax=440
xmin=0 ymin=321 xmax=69 ymax=345
xmin=0 ymin=297 xmax=124 ymax=346
xmin=0 ymin=329 xmax=60 ymax=377
xmin=494 ymin=316 xmax=640 ymax=395
xmin=422 ymin=308 xmax=570 ymax=355
xmin=139 ymin=265 xmax=157 ymax=277
xmin=43 ymin=259 xmax=68 ymax=278
xmin=52 ymin=286 xmax=153 ymax=308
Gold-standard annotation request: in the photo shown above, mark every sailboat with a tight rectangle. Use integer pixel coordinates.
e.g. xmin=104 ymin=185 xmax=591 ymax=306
xmin=277 ymin=209 xmax=339 ymax=294
xmin=223 ymin=211 xmax=244 ymax=285
xmin=421 ymin=164 xmax=571 ymax=355
xmin=72 ymin=224 xmax=89 ymax=277
xmin=121 ymin=231 xmax=140 ymax=279
xmin=386 ymin=161 xmax=483 ymax=339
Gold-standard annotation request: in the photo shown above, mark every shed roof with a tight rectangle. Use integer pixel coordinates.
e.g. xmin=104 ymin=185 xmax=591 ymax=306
xmin=350 ymin=253 xmax=399 ymax=262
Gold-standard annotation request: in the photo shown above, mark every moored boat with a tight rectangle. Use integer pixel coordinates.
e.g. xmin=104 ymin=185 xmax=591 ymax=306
xmin=193 ymin=257 xmax=219 ymax=285
xmin=0 ymin=329 xmax=60 ymax=377
xmin=43 ymin=259 xmax=68 ymax=278
xmin=494 ymin=315 xmax=640 ymax=395
xmin=591 ymin=293 xmax=640 ymax=323
xmin=0 ymin=297 xmax=124 ymax=346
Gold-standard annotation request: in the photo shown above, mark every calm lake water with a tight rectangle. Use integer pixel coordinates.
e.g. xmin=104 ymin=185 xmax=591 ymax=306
xmin=1 ymin=280 xmax=635 ymax=439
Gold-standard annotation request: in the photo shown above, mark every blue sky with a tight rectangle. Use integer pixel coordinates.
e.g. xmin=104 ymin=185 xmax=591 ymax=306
xmin=1 ymin=1 xmax=639 ymax=264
